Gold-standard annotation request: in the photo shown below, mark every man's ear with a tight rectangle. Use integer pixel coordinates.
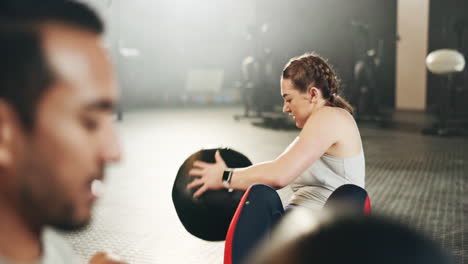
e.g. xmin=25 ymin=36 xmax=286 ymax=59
xmin=0 ymin=100 xmax=17 ymax=167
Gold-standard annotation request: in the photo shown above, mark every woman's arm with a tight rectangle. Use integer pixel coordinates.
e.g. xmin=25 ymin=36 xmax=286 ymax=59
xmin=187 ymin=108 xmax=341 ymax=198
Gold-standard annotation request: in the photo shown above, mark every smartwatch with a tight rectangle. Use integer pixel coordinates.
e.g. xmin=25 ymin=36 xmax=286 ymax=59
xmin=222 ymin=168 xmax=234 ymax=192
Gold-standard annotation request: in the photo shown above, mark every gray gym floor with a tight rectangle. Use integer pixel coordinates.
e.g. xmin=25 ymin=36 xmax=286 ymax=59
xmin=64 ymin=107 xmax=467 ymax=264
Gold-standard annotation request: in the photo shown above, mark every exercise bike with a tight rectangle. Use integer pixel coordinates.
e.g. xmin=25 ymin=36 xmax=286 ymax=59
xmin=349 ymin=21 xmax=387 ymax=124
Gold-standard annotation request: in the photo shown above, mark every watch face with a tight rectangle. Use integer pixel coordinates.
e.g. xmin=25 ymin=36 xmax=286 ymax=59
xmin=222 ymin=170 xmax=230 ymax=181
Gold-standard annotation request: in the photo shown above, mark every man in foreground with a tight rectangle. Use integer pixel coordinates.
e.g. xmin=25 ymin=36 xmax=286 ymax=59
xmin=0 ymin=0 xmax=124 ymax=263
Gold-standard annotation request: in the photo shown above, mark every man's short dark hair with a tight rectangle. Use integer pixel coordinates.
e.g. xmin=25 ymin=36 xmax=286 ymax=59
xmin=0 ymin=0 xmax=104 ymax=130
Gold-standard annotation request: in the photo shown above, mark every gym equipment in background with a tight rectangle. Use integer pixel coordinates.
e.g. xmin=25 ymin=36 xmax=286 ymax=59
xmin=349 ymin=20 xmax=387 ymax=124
xmin=424 ymin=49 xmax=467 ymax=136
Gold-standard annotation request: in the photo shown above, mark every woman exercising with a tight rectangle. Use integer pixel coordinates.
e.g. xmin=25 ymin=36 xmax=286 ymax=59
xmin=188 ymin=53 xmax=364 ymax=210
xmin=187 ymin=53 xmax=366 ymax=264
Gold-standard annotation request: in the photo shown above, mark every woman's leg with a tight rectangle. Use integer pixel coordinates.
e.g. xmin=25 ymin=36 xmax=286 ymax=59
xmin=224 ymin=184 xmax=284 ymax=264
xmin=323 ymin=184 xmax=371 ymax=215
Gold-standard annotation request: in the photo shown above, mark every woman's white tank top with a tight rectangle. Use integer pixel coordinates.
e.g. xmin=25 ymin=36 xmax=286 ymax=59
xmin=288 ymin=151 xmax=365 ymax=213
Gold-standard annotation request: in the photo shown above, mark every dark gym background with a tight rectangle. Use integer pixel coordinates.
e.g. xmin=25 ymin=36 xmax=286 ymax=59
xmin=103 ymin=0 xmax=397 ymax=110
xmin=428 ymin=0 xmax=468 ymax=116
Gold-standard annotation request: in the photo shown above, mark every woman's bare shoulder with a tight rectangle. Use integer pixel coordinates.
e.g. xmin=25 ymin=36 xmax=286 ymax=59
xmin=313 ymin=106 xmax=353 ymax=122
xmin=306 ymin=107 xmax=357 ymax=136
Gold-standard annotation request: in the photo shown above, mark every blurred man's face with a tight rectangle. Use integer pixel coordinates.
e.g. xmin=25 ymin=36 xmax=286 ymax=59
xmin=12 ymin=24 xmax=121 ymax=230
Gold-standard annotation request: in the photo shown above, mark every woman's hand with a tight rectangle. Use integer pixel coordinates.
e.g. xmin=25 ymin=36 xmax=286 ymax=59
xmin=187 ymin=150 xmax=227 ymax=198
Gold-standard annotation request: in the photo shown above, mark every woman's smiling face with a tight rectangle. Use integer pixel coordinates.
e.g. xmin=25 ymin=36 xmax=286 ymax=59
xmin=280 ymin=78 xmax=315 ymax=128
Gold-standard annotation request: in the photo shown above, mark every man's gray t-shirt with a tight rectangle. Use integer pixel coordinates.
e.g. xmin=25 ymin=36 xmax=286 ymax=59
xmin=0 ymin=228 xmax=81 ymax=264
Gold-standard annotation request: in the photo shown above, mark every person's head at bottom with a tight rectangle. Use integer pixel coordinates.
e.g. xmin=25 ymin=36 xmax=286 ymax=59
xmin=0 ymin=0 xmax=123 ymax=263
xmin=249 ymin=211 xmax=453 ymax=264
